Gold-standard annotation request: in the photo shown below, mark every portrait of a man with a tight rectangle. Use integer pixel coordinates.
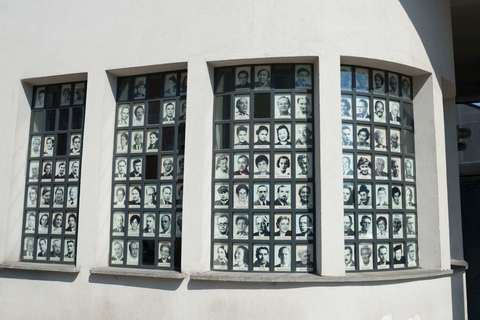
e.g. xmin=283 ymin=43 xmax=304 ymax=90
xmin=360 ymin=244 xmax=373 ymax=269
xmin=160 ymin=186 xmax=172 ymax=206
xmin=214 ymin=185 xmax=229 ymax=207
xmin=344 ymin=215 xmax=354 ymax=237
xmin=215 ymin=214 xmax=229 ymax=238
xmin=254 ymin=67 xmax=271 ymax=88
xmin=358 ymin=215 xmax=372 ymax=238
xmin=274 ymin=184 xmax=290 ymax=207
xmin=345 ymin=246 xmax=355 ymax=269
xmin=132 ymin=105 xmax=144 ymax=126
xmin=127 ymin=241 xmax=139 ymax=264
xmin=253 ymin=184 xmax=269 ymax=207
xmin=133 ymin=78 xmax=146 ymax=99
xmin=295 ymin=66 xmax=312 ymax=88
xmin=253 ymin=246 xmax=270 ymax=269
xmin=275 ymin=95 xmax=291 ymax=118
xmin=253 ymin=215 xmax=270 ymax=237
xmin=275 ymin=246 xmax=291 ymax=270
xmin=235 ymin=69 xmax=250 ymax=89
xmin=296 ymin=215 xmax=313 ymax=237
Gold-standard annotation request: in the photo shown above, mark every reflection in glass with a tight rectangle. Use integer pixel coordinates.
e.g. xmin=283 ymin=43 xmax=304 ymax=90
xmin=403 ymin=130 xmax=415 ymax=154
xmin=72 ymin=108 xmax=83 ymax=130
xmin=46 ymin=85 xmax=59 ymax=108
xmin=215 ymin=96 xmax=231 ymax=120
xmin=215 ymin=67 xmax=234 ymax=94
xmin=117 ymin=77 xmax=131 ymax=101
xmin=32 ymin=112 xmax=44 ymax=132
xmin=403 ymin=102 xmax=414 ymax=128
xmin=215 ymin=124 xmax=230 ymax=150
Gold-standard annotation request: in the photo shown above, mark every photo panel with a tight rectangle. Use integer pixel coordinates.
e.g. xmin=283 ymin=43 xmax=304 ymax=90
xmin=111 ymin=240 xmax=125 ymax=264
xmin=356 ymin=96 xmax=370 ymax=120
xmin=274 ymin=183 xmax=291 ymax=209
xmin=178 ymin=99 xmax=186 ymax=121
xmin=50 ymin=238 xmax=62 ymax=261
xmin=375 ymin=184 xmax=389 ymax=209
xmin=274 ymin=244 xmax=291 ymax=271
xmin=344 ymin=213 xmax=355 ymax=239
xmin=391 ymin=155 xmax=402 ymax=180
xmin=274 ymin=152 xmax=291 ymax=178
xmin=355 ymin=68 xmax=369 ymax=92
xmin=41 ymin=160 xmax=53 ymax=181
xmin=73 ymin=83 xmax=86 ymax=105
xmin=147 ymin=100 xmax=161 ymax=125
xmin=296 ymin=213 xmax=314 ymax=239
xmin=373 ymin=98 xmax=387 ymax=123
xmin=131 ymin=130 xmax=144 ymax=153
xmin=388 ymin=73 xmax=399 ymax=96
xmin=374 ymin=155 xmax=388 ymax=179
xmin=146 ymin=129 xmax=159 ymax=151
xmin=34 ymin=86 xmax=46 ymax=108
xmin=68 ymin=159 xmax=80 ymax=180
xmin=126 ymin=241 xmax=140 ymax=265
xmin=213 ymin=243 xmax=229 ymax=270
xmin=406 ymin=242 xmax=417 ymax=267
xmin=214 ymin=183 xmax=230 ymax=208
xmin=158 ymin=242 xmax=172 ymax=267
xmin=274 ymin=213 xmax=292 ymax=239
xmin=373 ymin=126 xmax=387 ymax=151
xmin=356 ymin=154 xmax=372 ymax=179
xmin=295 ymin=123 xmax=313 ymax=148
xmin=160 ymin=155 xmax=174 ymax=179
xmin=232 ymin=243 xmax=249 ymax=271
xmin=112 ymin=212 xmax=125 ymax=235
xmin=233 ymin=182 xmax=249 ymax=209
xmin=295 ymin=182 xmax=314 ymax=209
xmin=253 ymin=153 xmax=270 ymax=178
xmin=404 ymin=157 xmax=415 ymax=181
xmin=393 ymin=242 xmax=405 ymax=268
xmin=403 ymin=129 xmax=415 ymax=154
xmin=52 ymin=186 xmax=64 ymax=208
xmin=159 ymin=213 xmax=172 ymax=237
xmin=358 ymin=213 xmax=373 ymax=239
xmin=40 ymin=185 xmax=51 ymax=208
xmin=128 ymin=184 xmax=142 ymax=207
xmin=376 ymin=214 xmax=389 ymax=239
xmin=176 ymin=183 xmax=183 ymax=206
xmin=389 ymin=101 xmax=401 ymax=124
xmin=253 ymin=123 xmax=270 ymax=148
xmin=25 ymin=211 xmax=36 ymax=233
xmin=127 ymin=213 xmax=141 ymax=236
xmin=406 ymin=213 xmax=417 ymax=237
xmin=163 ymin=100 xmax=176 ymax=123
xmin=215 ymin=153 xmax=229 ymax=179
xmin=116 ymin=131 xmax=129 ymax=153
xmin=144 ymin=184 xmax=157 ymax=208
xmin=214 ymin=212 xmax=229 ymax=239
xmin=356 ymin=124 xmax=371 ymax=150
xmin=357 ymin=183 xmax=372 ymax=209
xmin=341 ymin=66 xmax=352 ymax=91
xmin=177 ymin=155 xmax=184 ymax=177
xmin=274 ymin=123 xmax=292 ymax=148
xmin=343 ymin=182 xmax=355 ymax=208
xmin=295 ymin=65 xmax=312 ymax=89
xmin=143 ymin=213 xmax=156 ymax=236
xmin=54 ymin=160 xmax=67 ymax=180
xmin=30 ymin=136 xmax=42 ymax=157
xmin=70 ymin=134 xmax=81 ymax=155
xmin=377 ymin=243 xmax=390 ymax=269
xmin=341 ymin=124 xmax=354 ymax=148
xmin=29 ymin=160 xmax=40 ymax=181
xmin=65 ymin=212 xmax=77 ymax=234
xmin=180 ymin=72 xmax=187 ymax=95
xmin=341 ymin=94 xmax=353 ymax=119
xmin=38 ymin=212 xmax=50 ymax=234
xmin=234 ymin=123 xmax=250 ymax=149
xmin=373 ymin=70 xmax=386 ymax=95
xmin=401 ymin=76 xmax=412 ymax=100
xmin=344 ymin=243 xmax=355 ymax=270
xmin=66 ymin=186 xmax=78 ymax=208
xmin=114 ymin=157 xmax=128 ymax=179
xmin=159 ymin=184 xmax=173 ymax=208
xmin=233 ymin=214 xmax=249 ymax=240
xmin=132 ymin=103 xmax=145 ymax=126
xmin=36 ymin=237 xmax=48 ymax=260
xmin=295 ymin=244 xmax=314 ymax=272
xmin=359 ymin=243 xmax=374 ymax=270
xmin=234 ymin=95 xmax=250 ymax=119
xmin=113 ymin=184 xmax=127 ymax=208
xmin=253 ymin=244 xmax=271 ymax=271
xmin=233 ymin=153 xmax=250 ymax=178
xmin=405 ymin=185 xmax=416 ymax=209
xmin=117 ymin=104 xmax=130 ymax=127
xmin=253 ymin=183 xmax=270 ymax=209
xmin=296 ymin=152 xmax=313 ymax=178
xmin=253 ymin=214 xmax=270 ymax=239
xmin=342 ymin=153 xmax=354 ymax=178
xmin=254 ymin=65 xmax=271 ymax=89
xmin=43 ymin=135 xmax=54 ymax=156
xmin=295 ymin=93 xmax=313 ymax=118
xmin=235 ymin=66 xmax=251 ymax=90
xmin=393 ymin=214 xmax=404 ymax=238
xmin=164 ymin=73 xmax=177 ymax=97
xmin=391 ymin=185 xmax=403 ymax=209
xmin=274 ymin=94 xmax=292 ymax=119
xmin=23 ymin=236 xmax=35 ymax=259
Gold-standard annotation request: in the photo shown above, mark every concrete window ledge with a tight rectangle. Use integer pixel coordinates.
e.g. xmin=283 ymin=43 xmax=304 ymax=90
xmin=0 ymin=262 xmax=79 ymax=273
xmin=90 ymin=267 xmax=185 ymax=279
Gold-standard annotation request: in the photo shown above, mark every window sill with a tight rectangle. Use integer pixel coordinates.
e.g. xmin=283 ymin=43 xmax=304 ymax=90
xmin=90 ymin=267 xmax=185 ymax=279
xmin=0 ymin=262 xmax=79 ymax=273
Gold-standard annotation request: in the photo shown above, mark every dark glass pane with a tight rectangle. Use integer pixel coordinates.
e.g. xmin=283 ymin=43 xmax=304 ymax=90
xmin=403 ymin=102 xmax=414 ymax=128
xmin=56 ymin=133 xmax=67 ymax=156
xmin=117 ymin=77 xmax=132 ymax=101
xmin=215 ymin=96 xmax=231 ymax=120
xmin=45 ymin=110 xmax=56 ymax=131
xmin=174 ymin=239 xmax=181 ymax=269
xmin=147 ymin=101 xmax=160 ymax=125
xmin=404 ymin=129 xmax=415 ymax=154
xmin=141 ymin=240 xmax=155 ymax=266
xmin=177 ymin=125 xmax=185 ymax=152
xmin=46 ymin=85 xmax=59 ymax=108
xmin=32 ymin=111 xmax=44 ymax=132
xmin=72 ymin=108 xmax=83 ymax=129
xmin=162 ymin=127 xmax=175 ymax=151
xmin=274 ymin=65 xmax=293 ymax=89
xmin=145 ymin=155 xmax=158 ymax=180
xmin=215 ymin=67 xmax=234 ymax=94
xmin=214 ymin=124 xmax=230 ymax=150
xmin=254 ymin=93 xmax=271 ymax=118
xmin=149 ymin=74 xmax=162 ymax=99
xmin=58 ymin=109 xmax=69 ymax=130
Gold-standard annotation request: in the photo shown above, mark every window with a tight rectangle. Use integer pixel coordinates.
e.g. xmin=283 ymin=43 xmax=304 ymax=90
xmin=212 ymin=64 xmax=315 ymax=272
xmin=109 ymin=71 xmax=187 ymax=269
xmin=22 ymin=81 xmax=86 ymax=263
xmin=341 ymin=65 xmax=417 ymax=271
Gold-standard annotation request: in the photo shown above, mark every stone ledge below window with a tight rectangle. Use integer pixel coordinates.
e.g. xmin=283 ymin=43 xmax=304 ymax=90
xmin=90 ymin=267 xmax=185 ymax=279
xmin=0 ymin=262 xmax=79 ymax=273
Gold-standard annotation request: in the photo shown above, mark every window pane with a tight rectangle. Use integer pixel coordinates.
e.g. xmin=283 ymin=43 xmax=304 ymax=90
xmin=162 ymin=127 xmax=175 ymax=151
xmin=177 ymin=125 xmax=185 ymax=152
xmin=145 ymin=155 xmax=158 ymax=180
xmin=147 ymin=101 xmax=160 ymax=125
xmin=56 ymin=133 xmax=67 ymax=156
xmin=58 ymin=109 xmax=69 ymax=130
xmin=215 ymin=124 xmax=230 ymax=150
xmin=215 ymin=67 xmax=234 ymax=94
xmin=45 ymin=110 xmax=56 ymax=132
xmin=32 ymin=112 xmax=43 ymax=133
xmin=148 ymin=74 xmax=162 ymax=99
xmin=117 ymin=77 xmax=131 ymax=101
xmin=71 ymin=108 xmax=83 ymax=130
xmin=46 ymin=85 xmax=59 ymax=108
xmin=274 ymin=65 xmax=293 ymax=89
xmin=254 ymin=93 xmax=271 ymax=118
xmin=215 ymin=96 xmax=231 ymax=120
xmin=403 ymin=102 xmax=414 ymax=128
xmin=141 ymin=240 xmax=155 ymax=266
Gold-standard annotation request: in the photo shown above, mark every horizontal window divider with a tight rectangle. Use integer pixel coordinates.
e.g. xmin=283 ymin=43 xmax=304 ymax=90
xmin=0 ymin=261 xmax=79 ymax=273
xmin=90 ymin=266 xmax=184 ymax=279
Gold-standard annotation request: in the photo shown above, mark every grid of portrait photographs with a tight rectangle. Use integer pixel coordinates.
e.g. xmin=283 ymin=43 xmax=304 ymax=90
xmin=212 ymin=64 xmax=315 ymax=272
xmin=22 ymin=81 xmax=86 ymax=263
xmin=341 ymin=65 xmax=418 ymax=271
xmin=110 ymin=71 xmax=186 ymax=269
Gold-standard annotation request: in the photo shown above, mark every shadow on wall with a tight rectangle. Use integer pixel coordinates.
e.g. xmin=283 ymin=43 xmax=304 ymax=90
xmin=0 ymin=269 xmax=79 ymax=283
xmin=88 ymin=274 xmax=182 ymax=291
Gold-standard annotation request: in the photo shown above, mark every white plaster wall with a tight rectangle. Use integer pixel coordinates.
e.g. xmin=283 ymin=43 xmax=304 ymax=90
xmin=0 ymin=0 xmax=463 ymax=319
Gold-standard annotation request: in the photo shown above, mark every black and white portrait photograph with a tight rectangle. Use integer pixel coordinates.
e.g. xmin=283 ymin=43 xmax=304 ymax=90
xmin=235 ymin=66 xmax=251 ymax=90
xmin=50 ymin=240 xmax=63 ymax=261
xmin=274 ymin=123 xmax=291 ymax=147
xmin=377 ymin=214 xmax=389 ymax=239
xmin=52 ymin=186 xmax=64 ymax=208
xmin=389 ymin=101 xmax=401 ymax=124
xmin=393 ymin=243 xmax=405 ymax=268
xmin=393 ymin=214 xmax=403 ymax=238
xmin=401 ymin=76 xmax=411 ymax=99
xmin=113 ymin=184 xmax=126 ymax=208
xmin=60 ymin=84 xmax=72 ymax=106
xmin=131 ymin=130 xmax=143 ymax=153
xmin=373 ymin=127 xmax=387 ymax=151
xmin=116 ymin=131 xmax=129 ymax=153
xmin=180 ymin=72 xmax=187 ymax=95
xmin=25 ymin=212 xmax=36 ymax=233
xmin=342 ymin=153 xmax=354 ymax=178
xmin=343 ymin=182 xmax=354 ymax=208
xmin=112 ymin=212 xmax=125 ymax=235
xmin=341 ymin=66 xmax=352 ymax=91
xmin=374 ymin=155 xmax=388 ymax=179
xmin=233 ymin=244 xmax=249 ymax=271
xmin=54 ymin=161 xmax=66 ymax=181
xmin=296 ymin=153 xmax=313 ymax=178
xmin=70 ymin=134 xmax=81 ymax=155
xmin=357 ymin=183 xmax=372 ymax=208
xmin=23 ymin=237 xmax=35 ymax=259
xmin=29 ymin=160 xmax=39 ymax=181
xmin=254 ymin=66 xmax=271 ymax=89
xmin=253 ymin=153 xmax=270 ymax=178
xmin=73 ymin=82 xmax=86 ymax=105
xmin=132 ymin=104 xmax=145 ymax=126
xmin=114 ymin=157 xmax=127 ymax=179
xmin=68 ymin=160 xmax=80 ymax=180
xmin=253 ymin=214 xmax=270 ymax=239
xmin=133 ymin=77 xmax=146 ymax=100
xmin=296 ymin=183 xmax=313 ymax=209
xmin=274 ymin=183 xmax=291 ymax=209
xmin=344 ymin=213 xmax=355 ymax=239
xmin=253 ymin=183 xmax=269 ymax=209
xmin=213 ymin=243 xmax=228 ymax=270
xmin=159 ymin=184 xmax=173 ymax=208
xmin=341 ymin=95 xmax=352 ymax=119
xmin=295 ymin=94 xmax=312 ymax=118
xmin=66 ymin=186 xmax=78 ymax=208
xmin=234 ymin=95 xmax=250 ymax=119
xmin=233 ymin=214 xmax=249 ymax=240
xmin=404 ymin=158 xmax=415 ymax=181
xmin=356 ymin=125 xmax=370 ymax=150
xmin=295 ymin=123 xmax=313 ymax=148
xmin=43 ymin=135 xmax=54 ymax=156
xmin=296 ymin=244 xmax=314 ymax=272
xmin=40 ymin=186 xmax=51 ymax=208
xmin=407 ymin=242 xmax=417 ymax=267
xmin=274 ymin=214 xmax=292 ymax=239
xmin=128 ymin=213 xmax=140 ymax=236
xmin=49 ymin=214 xmax=61 ymax=234
xmin=129 ymin=185 xmax=142 ymax=207
xmin=160 ymin=156 xmax=174 ymax=179
xmin=405 ymin=186 xmax=416 ymax=209
xmin=376 ymin=184 xmax=389 ymax=209
xmin=373 ymin=70 xmax=386 ymax=94
xmin=391 ymin=156 xmax=402 ymax=180
xmin=342 ymin=124 xmax=353 ymax=148
xmin=406 ymin=214 xmax=416 ymax=238
xmin=144 ymin=184 xmax=157 ymax=208
xmin=388 ymin=73 xmax=399 ymax=96
xmin=295 ymin=65 xmax=312 ymax=89
xmin=117 ymin=104 xmax=130 ymax=127
xmin=296 ymin=214 xmax=314 ymax=239
xmin=178 ymin=100 xmax=186 ymax=121
xmin=356 ymin=68 xmax=369 ymax=92
xmin=390 ymin=128 xmax=401 ymax=153
xmin=34 ymin=86 xmax=46 ymax=108
xmin=275 ymin=94 xmax=291 ymax=118
xmin=274 ymin=244 xmax=291 ymax=271
xmin=41 ymin=160 xmax=52 ymax=181
xmin=253 ymin=244 xmax=270 ymax=271
xmin=392 ymin=185 xmax=403 ymax=209
xmin=233 ymin=153 xmax=249 ymax=177
xmin=234 ymin=124 xmax=249 ymax=148
xmin=163 ymin=101 xmax=176 ymax=123
xmin=377 ymin=243 xmax=390 ymax=269
xmin=31 ymin=136 xmax=41 ymax=157
xmin=214 ymin=183 xmax=229 ymax=208
xmin=126 ymin=241 xmax=139 ymax=265
xmin=356 ymin=96 xmax=370 ymax=120
xmin=358 ymin=214 xmax=373 ymax=239
xmin=159 ymin=213 xmax=172 ymax=237
xmin=274 ymin=153 xmax=291 ymax=177
xmin=111 ymin=240 xmax=124 ymax=264
xmin=36 ymin=238 xmax=47 ymax=260
xmin=373 ymin=98 xmax=386 ymax=123
xmin=344 ymin=244 xmax=355 ymax=270
xmin=177 ymin=156 xmax=184 ymax=177
xmin=158 ymin=242 xmax=172 ymax=266
xmin=38 ymin=212 xmax=49 ymax=233
xmin=65 ymin=213 xmax=77 ymax=234
xmin=146 ymin=129 xmax=159 ymax=151
xmin=143 ymin=213 xmax=155 ymax=236
xmin=359 ymin=243 xmax=373 ymax=270
xmin=233 ymin=183 xmax=249 ymax=209
xmin=214 ymin=213 xmax=229 ymax=239
xmin=357 ymin=154 xmax=372 ymax=179
xmin=215 ymin=154 xmax=229 ymax=179
xmin=253 ymin=123 xmax=270 ymax=148
xmin=164 ymin=74 xmax=177 ymax=97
